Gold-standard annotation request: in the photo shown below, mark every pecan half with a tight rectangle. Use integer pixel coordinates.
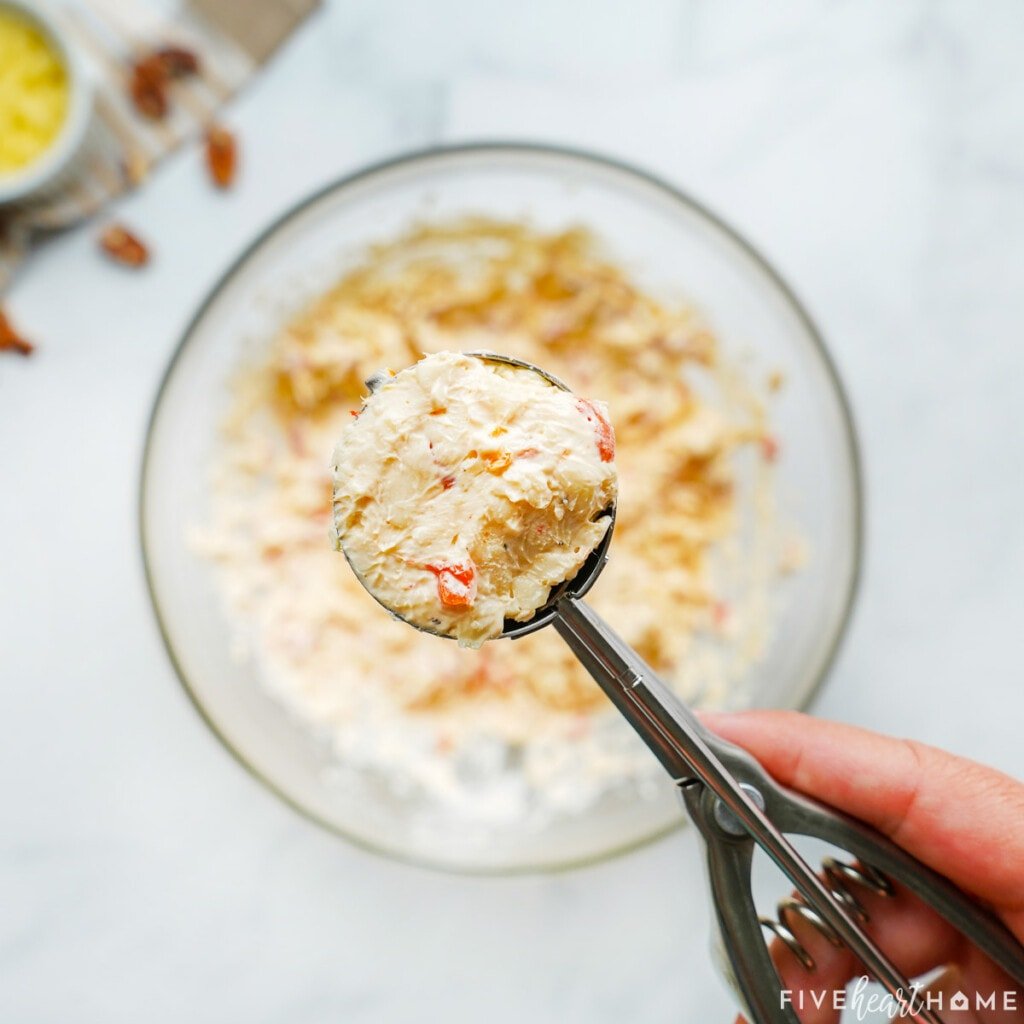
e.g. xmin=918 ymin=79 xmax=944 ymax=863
xmin=129 ymin=56 xmax=169 ymax=120
xmin=154 ymin=44 xmax=200 ymax=78
xmin=205 ymin=125 xmax=238 ymax=189
xmin=99 ymin=224 xmax=150 ymax=268
xmin=0 ymin=308 xmax=34 ymax=356
xmin=127 ymin=45 xmax=199 ymax=120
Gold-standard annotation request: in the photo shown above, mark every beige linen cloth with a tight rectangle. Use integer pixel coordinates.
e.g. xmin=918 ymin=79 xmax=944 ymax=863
xmin=0 ymin=0 xmax=319 ymax=293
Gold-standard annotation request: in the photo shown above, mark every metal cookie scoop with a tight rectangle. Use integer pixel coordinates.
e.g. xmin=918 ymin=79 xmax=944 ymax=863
xmin=346 ymin=353 xmax=1024 ymax=1024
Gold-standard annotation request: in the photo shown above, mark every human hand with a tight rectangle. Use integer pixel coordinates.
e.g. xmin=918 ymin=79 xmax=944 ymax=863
xmin=701 ymin=711 xmax=1024 ymax=1024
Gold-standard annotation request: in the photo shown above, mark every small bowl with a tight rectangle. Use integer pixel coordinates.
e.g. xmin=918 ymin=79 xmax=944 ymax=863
xmin=0 ymin=0 xmax=96 ymax=207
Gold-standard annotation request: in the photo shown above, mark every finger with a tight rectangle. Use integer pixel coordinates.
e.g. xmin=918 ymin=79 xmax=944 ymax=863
xmin=917 ymin=966 xmax=983 ymax=1023
xmin=913 ymin=962 xmax=1023 ymax=1024
xmin=956 ymin=945 xmax=1024 ymax=1024
xmin=701 ymin=710 xmax=1024 ymax=928
xmin=766 ymin=881 xmax=963 ymax=1023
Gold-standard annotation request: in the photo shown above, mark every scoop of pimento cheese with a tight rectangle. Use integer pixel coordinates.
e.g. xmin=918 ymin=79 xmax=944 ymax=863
xmin=331 ymin=351 xmax=617 ymax=647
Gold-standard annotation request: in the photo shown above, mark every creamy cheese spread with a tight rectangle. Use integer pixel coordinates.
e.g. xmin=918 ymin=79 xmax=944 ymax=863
xmin=331 ymin=351 xmax=618 ymax=646
xmin=195 ymin=219 xmax=783 ymax=828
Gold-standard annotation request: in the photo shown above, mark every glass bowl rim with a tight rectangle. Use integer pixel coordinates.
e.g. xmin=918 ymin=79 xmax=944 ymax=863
xmin=138 ymin=140 xmax=864 ymax=875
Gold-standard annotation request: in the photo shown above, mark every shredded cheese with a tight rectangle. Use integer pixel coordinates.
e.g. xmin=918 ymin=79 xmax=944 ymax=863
xmin=0 ymin=10 xmax=69 ymax=175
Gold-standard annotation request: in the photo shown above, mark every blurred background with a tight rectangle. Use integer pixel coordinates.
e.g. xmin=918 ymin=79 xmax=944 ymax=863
xmin=3 ymin=1 xmax=1024 ymax=1021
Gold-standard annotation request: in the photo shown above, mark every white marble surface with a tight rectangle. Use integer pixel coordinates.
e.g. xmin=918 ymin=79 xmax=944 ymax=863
xmin=3 ymin=2 xmax=1024 ymax=1021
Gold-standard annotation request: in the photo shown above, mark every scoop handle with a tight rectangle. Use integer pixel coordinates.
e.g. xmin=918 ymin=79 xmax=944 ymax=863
xmin=550 ymin=596 xmax=986 ymax=1024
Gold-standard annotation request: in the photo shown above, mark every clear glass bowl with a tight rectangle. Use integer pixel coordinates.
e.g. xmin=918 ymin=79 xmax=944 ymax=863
xmin=141 ymin=144 xmax=861 ymax=873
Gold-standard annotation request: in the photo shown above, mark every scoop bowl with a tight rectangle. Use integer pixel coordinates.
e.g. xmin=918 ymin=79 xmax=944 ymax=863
xmin=339 ymin=350 xmax=618 ymax=641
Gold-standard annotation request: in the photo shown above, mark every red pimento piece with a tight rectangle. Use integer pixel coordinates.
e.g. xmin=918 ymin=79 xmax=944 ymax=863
xmin=576 ymin=398 xmax=615 ymax=462
xmin=441 ymin=475 xmax=456 ymax=489
xmin=760 ymin=435 xmax=780 ymax=462
xmin=426 ymin=560 xmax=477 ymax=609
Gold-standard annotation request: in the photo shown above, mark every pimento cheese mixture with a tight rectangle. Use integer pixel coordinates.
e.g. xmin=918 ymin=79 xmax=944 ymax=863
xmin=197 ymin=220 xmax=777 ymax=822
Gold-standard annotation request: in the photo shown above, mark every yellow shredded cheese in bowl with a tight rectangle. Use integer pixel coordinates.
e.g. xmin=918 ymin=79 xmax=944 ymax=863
xmin=0 ymin=9 xmax=69 ymax=175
